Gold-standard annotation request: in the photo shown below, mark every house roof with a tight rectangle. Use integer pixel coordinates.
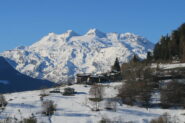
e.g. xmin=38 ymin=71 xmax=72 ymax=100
xmin=76 ymin=73 xmax=91 ymax=77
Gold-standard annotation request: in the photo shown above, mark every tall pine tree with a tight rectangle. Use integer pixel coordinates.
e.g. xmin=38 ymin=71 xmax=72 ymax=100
xmin=111 ymin=58 xmax=121 ymax=72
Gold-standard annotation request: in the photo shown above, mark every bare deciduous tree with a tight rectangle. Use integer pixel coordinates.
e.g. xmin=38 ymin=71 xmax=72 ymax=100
xmin=89 ymin=84 xmax=104 ymax=111
xmin=161 ymin=81 xmax=185 ymax=108
xmin=119 ymin=63 xmax=155 ymax=108
xmin=89 ymin=84 xmax=104 ymax=100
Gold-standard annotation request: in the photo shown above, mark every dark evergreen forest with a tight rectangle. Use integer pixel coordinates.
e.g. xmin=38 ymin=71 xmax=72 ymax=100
xmin=152 ymin=23 xmax=185 ymax=62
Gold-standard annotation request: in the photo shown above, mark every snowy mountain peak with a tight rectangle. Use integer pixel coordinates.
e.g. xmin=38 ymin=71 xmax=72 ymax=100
xmin=85 ymin=28 xmax=106 ymax=38
xmin=39 ymin=32 xmax=57 ymax=42
xmin=119 ymin=32 xmax=150 ymax=44
xmin=119 ymin=32 xmax=139 ymax=39
xmin=60 ymin=30 xmax=79 ymax=40
xmin=45 ymin=30 xmax=79 ymax=40
xmin=1 ymin=29 xmax=154 ymax=83
xmin=48 ymin=32 xmax=56 ymax=36
xmin=62 ymin=30 xmax=79 ymax=37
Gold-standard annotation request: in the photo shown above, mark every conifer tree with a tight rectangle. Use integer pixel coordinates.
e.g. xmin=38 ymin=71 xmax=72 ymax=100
xmin=147 ymin=52 xmax=152 ymax=61
xmin=131 ymin=54 xmax=140 ymax=63
xmin=111 ymin=58 xmax=121 ymax=72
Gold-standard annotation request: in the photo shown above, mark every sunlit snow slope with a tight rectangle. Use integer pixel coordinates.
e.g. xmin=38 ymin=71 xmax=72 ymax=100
xmin=1 ymin=29 xmax=154 ymax=83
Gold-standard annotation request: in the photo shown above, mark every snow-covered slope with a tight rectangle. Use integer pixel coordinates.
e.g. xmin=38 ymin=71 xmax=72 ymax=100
xmin=0 ymin=29 xmax=154 ymax=83
xmin=1 ymin=83 xmax=184 ymax=123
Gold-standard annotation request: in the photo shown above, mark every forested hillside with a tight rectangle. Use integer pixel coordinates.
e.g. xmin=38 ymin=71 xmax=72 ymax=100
xmin=153 ymin=23 xmax=185 ymax=61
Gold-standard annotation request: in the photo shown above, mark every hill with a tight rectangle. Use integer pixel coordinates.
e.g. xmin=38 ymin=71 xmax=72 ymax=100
xmin=0 ymin=56 xmax=55 ymax=93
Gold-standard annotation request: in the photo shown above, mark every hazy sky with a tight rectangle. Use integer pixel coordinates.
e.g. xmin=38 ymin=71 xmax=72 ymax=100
xmin=0 ymin=0 xmax=185 ymax=52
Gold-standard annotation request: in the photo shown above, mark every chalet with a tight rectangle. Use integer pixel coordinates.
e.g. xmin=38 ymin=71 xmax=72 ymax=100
xmin=88 ymin=74 xmax=109 ymax=84
xmin=76 ymin=73 xmax=90 ymax=84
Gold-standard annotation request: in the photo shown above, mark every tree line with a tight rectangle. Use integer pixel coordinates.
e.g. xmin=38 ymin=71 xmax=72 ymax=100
xmin=149 ymin=23 xmax=185 ymax=62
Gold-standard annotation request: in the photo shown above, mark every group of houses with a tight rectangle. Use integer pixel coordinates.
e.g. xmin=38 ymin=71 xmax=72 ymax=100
xmin=76 ymin=71 xmax=122 ymax=84
xmin=76 ymin=58 xmax=122 ymax=84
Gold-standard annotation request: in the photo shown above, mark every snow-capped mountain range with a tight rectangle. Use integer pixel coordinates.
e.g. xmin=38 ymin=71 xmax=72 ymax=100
xmin=0 ymin=29 xmax=154 ymax=83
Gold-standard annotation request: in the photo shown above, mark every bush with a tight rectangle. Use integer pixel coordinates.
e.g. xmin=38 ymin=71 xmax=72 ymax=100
xmin=99 ymin=117 xmax=111 ymax=123
xmin=150 ymin=117 xmax=166 ymax=123
xmin=42 ymin=100 xmax=56 ymax=116
xmin=0 ymin=94 xmax=7 ymax=108
xmin=22 ymin=115 xmax=37 ymax=123
xmin=150 ymin=113 xmax=170 ymax=123
xmin=0 ymin=117 xmax=16 ymax=123
xmin=99 ymin=116 xmax=125 ymax=123
xmin=105 ymin=99 xmax=117 ymax=112
xmin=63 ymin=87 xmax=75 ymax=96
xmin=49 ymin=88 xmax=60 ymax=93
xmin=0 ymin=115 xmax=37 ymax=123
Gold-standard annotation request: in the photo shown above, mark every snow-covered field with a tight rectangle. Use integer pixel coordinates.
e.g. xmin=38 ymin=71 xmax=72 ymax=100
xmin=1 ymin=82 xmax=185 ymax=123
xmin=152 ymin=62 xmax=185 ymax=70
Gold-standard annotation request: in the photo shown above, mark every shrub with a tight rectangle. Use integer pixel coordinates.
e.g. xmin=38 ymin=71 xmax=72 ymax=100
xmin=63 ymin=87 xmax=75 ymax=96
xmin=89 ymin=98 xmax=102 ymax=102
xmin=0 ymin=94 xmax=7 ymax=108
xmin=0 ymin=117 xmax=15 ymax=123
xmin=42 ymin=100 xmax=56 ymax=116
xmin=22 ymin=115 xmax=37 ymax=123
xmin=99 ymin=116 xmax=125 ymax=123
xmin=105 ymin=99 xmax=117 ymax=112
xmin=49 ymin=88 xmax=60 ymax=93
xmin=150 ymin=117 xmax=166 ymax=123
xmin=99 ymin=117 xmax=111 ymax=123
xmin=150 ymin=113 xmax=170 ymax=123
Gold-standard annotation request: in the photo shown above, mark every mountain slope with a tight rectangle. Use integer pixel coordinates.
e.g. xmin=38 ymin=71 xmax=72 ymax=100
xmin=0 ymin=56 xmax=55 ymax=93
xmin=1 ymin=29 xmax=154 ymax=83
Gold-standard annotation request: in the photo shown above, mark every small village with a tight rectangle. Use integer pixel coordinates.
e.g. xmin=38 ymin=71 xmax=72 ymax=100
xmin=76 ymin=58 xmax=122 ymax=84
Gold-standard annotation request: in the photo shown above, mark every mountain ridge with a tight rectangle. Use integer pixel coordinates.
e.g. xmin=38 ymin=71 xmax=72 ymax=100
xmin=1 ymin=29 xmax=154 ymax=83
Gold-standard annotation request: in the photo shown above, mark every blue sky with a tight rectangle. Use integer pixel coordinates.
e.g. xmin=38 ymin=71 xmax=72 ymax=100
xmin=0 ymin=0 xmax=185 ymax=52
